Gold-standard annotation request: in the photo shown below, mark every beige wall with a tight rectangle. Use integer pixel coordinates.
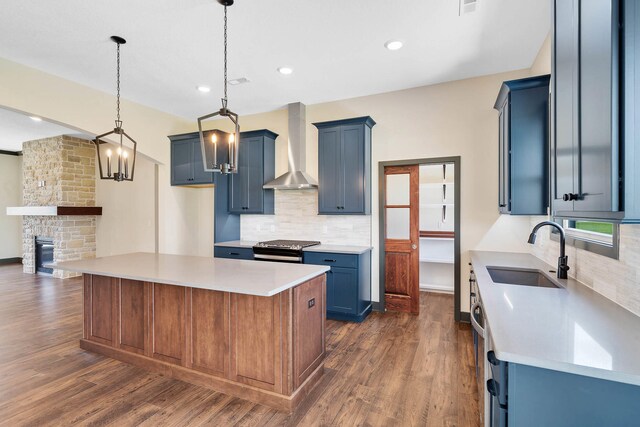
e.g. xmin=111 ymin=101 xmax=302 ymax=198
xmin=0 ymin=154 xmax=22 ymax=258
xmin=530 ymin=33 xmax=551 ymax=76
xmin=96 ymin=153 xmax=156 ymax=257
xmin=0 ymin=57 xmax=213 ymax=258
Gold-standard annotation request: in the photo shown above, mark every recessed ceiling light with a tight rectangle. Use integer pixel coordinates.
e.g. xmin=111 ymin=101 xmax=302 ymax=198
xmin=384 ymin=40 xmax=404 ymax=51
xmin=29 ymin=116 xmax=42 ymax=122
xmin=277 ymin=67 xmax=293 ymax=75
xmin=228 ymin=77 xmax=250 ymax=85
xmin=196 ymin=86 xmax=211 ymax=93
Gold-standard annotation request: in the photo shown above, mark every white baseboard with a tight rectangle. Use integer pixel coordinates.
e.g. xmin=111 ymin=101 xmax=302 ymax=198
xmin=419 ymin=283 xmax=454 ymax=294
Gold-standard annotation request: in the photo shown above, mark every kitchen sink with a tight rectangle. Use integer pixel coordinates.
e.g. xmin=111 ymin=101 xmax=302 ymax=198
xmin=486 ymin=267 xmax=561 ymax=289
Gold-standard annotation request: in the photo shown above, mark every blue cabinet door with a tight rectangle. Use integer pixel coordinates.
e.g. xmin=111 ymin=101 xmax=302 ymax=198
xmin=245 ymin=137 xmax=265 ymax=214
xmin=575 ymin=0 xmax=618 ymax=213
xmin=340 ymin=125 xmax=365 ymax=213
xmin=228 ymin=138 xmax=249 ymax=213
xmin=494 ymin=75 xmax=549 ymax=215
xmin=213 ymin=246 xmax=254 ymax=260
xmin=315 ymin=117 xmax=374 ymax=215
xmin=228 ymin=131 xmax=276 ymax=214
xmin=318 ymin=128 xmax=342 ymax=214
xmin=171 ymin=140 xmax=193 ymax=185
xmin=328 ymin=267 xmax=358 ymax=315
xmin=191 ymin=140 xmax=214 ymax=184
xmin=552 ymin=0 xmax=579 ymax=214
xmin=170 ymin=136 xmax=214 ymax=186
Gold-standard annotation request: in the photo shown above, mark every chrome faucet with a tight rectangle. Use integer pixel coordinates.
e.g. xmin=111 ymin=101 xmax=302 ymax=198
xmin=527 ymin=221 xmax=570 ymax=279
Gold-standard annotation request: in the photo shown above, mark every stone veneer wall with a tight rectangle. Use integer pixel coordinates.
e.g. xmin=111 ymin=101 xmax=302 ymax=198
xmin=240 ymin=190 xmax=371 ymax=246
xmin=22 ymin=135 xmax=96 ymax=278
xmin=529 ymin=217 xmax=640 ymax=317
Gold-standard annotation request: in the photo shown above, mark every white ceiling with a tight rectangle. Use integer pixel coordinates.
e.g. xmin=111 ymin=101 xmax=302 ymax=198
xmin=0 ymin=0 xmax=550 ymax=120
xmin=0 ymin=108 xmax=89 ymax=152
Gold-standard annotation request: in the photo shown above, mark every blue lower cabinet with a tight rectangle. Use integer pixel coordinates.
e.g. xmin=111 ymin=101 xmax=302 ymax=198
xmin=304 ymin=250 xmax=371 ymax=322
xmin=487 ymin=352 xmax=640 ymax=426
xmin=213 ymin=246 xmax=254 ymax=260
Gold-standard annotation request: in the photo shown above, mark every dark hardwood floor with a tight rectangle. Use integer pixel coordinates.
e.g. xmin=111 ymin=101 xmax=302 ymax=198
xmin=0 ymin=264 xmax=479 ymax=426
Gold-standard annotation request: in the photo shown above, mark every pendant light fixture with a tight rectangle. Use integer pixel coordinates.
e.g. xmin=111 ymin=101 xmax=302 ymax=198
xmin=94 ymin=36 xmax=137 ymax=182
xmin=197 ymin=0 xmax=240 ymax=175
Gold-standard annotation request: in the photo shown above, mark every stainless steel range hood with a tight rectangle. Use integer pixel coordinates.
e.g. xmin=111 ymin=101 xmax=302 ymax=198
xmin=263 ymin=102 xmax=318 ymax=189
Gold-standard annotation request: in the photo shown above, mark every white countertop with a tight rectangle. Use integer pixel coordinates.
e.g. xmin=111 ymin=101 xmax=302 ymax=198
xmin=214 ymin=240 xmax=372 ymax=254
xmin=213 ymin=240 xmax=257 ymax=249
xmin=471 ymin=251 xmax=640 ymax=386
xmin=49 ymin=252 xmax=329 ymax=297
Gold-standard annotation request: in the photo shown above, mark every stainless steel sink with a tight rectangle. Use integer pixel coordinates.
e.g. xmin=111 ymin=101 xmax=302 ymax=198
xmin=486 ymin=267 xmax=561 ymax=289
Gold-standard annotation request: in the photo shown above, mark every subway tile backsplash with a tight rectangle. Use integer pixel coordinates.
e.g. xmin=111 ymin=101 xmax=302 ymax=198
xmin=241 ymin=190 xmax=371 ymax=246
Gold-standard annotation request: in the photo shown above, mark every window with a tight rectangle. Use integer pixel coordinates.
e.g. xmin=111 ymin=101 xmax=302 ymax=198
xmin=551 ymin=219 xmax=619 ymax=259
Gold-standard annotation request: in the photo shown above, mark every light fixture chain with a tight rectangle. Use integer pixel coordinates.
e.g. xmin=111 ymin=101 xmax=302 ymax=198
xmin=116 ymin=41 xmax=121 ymax=125
xmin=223 ymin=4 xmax=228 ymax=103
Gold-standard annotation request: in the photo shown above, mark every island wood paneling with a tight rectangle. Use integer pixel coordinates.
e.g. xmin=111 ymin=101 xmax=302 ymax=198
xmin=79 ymin=273 xmax=326 ymax=411
xmin=151 ymin=283 xmax=186 ymax=365
xmin=293 ymin=274 xmax=326 ymax=389
xmin=85 ymin=274 xmax=117 ymax=346
xmin=118 ymin=279 xmax=147 ymax=354
xmin=230 ymin=293 xmax=283 ymax=392
xmin=190 ymin=288 xmax=229 ymax=377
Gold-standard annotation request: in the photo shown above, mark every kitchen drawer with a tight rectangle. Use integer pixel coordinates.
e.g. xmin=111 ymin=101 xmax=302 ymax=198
xmin=214 ymin=246 xmax=254 ymax=260
xmin=303 ymin=252 xmax=358 ymax=269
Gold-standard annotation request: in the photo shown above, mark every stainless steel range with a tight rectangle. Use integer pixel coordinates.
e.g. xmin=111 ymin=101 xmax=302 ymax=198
xmin=253 ymin=239 xmax=321 ymax=263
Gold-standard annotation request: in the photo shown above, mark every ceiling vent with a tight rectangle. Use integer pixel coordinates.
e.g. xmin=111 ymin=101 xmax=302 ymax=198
xmin=228 ymin=77 xmax=250 ymax=86
xmin=459 ymin=0 xmax=478 ymax=15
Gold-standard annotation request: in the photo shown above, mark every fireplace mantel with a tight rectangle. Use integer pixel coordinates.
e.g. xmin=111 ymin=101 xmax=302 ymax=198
xmin=6 ymin=206 xmax=102 ymax=216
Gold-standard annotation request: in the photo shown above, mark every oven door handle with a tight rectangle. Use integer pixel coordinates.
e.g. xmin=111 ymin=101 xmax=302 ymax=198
xmin=253 ymin=253 xmax=302 ymax=263
xmin=470 ymin=301 xmax=485 ymax=339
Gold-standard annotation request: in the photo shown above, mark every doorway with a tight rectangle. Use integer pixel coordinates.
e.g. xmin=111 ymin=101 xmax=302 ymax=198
xmin=378 ymin=156 xmax=461 ymax=320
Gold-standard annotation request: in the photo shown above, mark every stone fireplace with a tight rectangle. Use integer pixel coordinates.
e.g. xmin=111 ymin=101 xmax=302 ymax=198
xmin=21 ymin=135 xmax=98 ymax=278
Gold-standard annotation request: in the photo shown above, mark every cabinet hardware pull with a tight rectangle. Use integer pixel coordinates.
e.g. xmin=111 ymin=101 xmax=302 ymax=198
xmin=487 ymin=350 xmax=499 ymax=366
xmin=499 ymin=204 xmax=507 ymax=207
xmin=324 ymin=259 xmax=337 ymax=262
xmin=487 ymin=379 xmax=499 ymax=397
xmin=562 ymin=193 xmax=579 ymax=202
xmin=230 ymin=252 xmax=239 ymax=256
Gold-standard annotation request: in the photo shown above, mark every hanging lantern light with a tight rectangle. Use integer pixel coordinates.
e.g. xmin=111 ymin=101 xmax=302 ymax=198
xmin=197 ymin=0 xmax=240 ymax=175
xmin=94 ymin=36 xmax=137 ymax=182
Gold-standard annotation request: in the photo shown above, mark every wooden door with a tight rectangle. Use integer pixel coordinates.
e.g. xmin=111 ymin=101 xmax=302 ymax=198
xmin=384 ymin=165 xmax=419 ymax=314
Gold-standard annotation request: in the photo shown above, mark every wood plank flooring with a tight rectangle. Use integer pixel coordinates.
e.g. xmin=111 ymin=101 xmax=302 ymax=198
xmin=0 ymin=264 xmax=479 ymax=426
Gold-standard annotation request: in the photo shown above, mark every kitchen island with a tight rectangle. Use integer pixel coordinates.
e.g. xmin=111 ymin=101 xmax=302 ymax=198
xmin=52 ymin=252 xmax=329 ymax=411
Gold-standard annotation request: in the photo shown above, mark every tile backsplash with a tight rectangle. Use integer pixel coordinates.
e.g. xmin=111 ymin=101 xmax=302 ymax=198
xmin=529 ymin=217 xmax=640 ymax=317
xmin=241 ymin=190 xmax=371 ymax=246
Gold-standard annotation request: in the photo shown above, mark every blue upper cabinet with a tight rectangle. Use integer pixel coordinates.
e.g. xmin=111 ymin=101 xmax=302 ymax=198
xmin=494 ymin=75 xmax=550 ymax=215
xmin=313 ymin=117 xmax=375 ymax=215
xmin=551 ymin=0 xmax=640 ymax=222
xmin=228 ymin=130 xmax=276 ymax=214
xmin=169 ymin=132 xmax=215 ymax=186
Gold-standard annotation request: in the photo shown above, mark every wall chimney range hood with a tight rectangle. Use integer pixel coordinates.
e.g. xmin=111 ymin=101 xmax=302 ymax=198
xmin=263 ymin=102 xmax=318 ymax=190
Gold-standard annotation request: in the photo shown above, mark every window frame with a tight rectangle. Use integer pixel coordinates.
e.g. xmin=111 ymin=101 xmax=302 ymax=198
xmin=550 ymin=218 xmax=620 ymax=260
